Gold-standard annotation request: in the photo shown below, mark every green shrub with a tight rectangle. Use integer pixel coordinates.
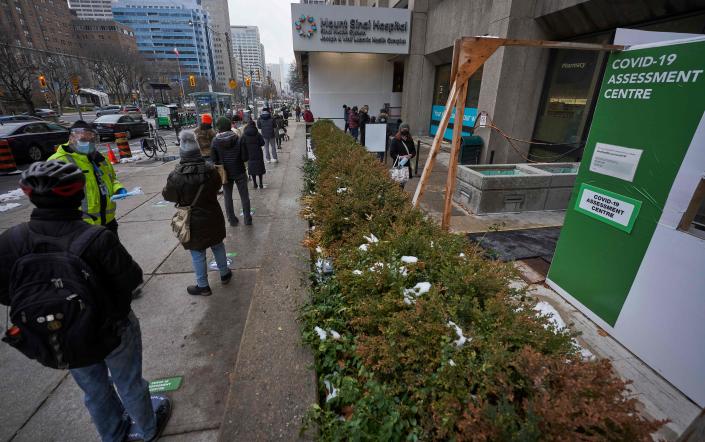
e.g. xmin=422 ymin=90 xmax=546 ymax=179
xmin=300 ymin=120 xmax=663 ymax=441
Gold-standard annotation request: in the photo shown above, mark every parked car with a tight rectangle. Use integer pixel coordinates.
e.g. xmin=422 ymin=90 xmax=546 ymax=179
xmin=0 ymin=121 xmax=69 ymax=163
xmin=92 ymin=114 xmax=149 ymax=140
xmin=96 ymin=105 xmax=142 ymax=119
xmin=22 ymin=108 xmax=59 ymax=122
xmin=0 ymin=115 xmax=43 ymax=124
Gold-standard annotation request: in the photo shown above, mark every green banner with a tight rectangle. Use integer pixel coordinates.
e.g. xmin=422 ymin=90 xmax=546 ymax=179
xmin=548 ymin=39 xmax=705 ymax=326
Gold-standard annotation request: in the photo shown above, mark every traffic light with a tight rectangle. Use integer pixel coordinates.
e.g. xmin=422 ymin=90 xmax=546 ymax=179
xmin=38 ymin=75 xmax=47 ymax=89
xmin=188 ymin=75 xmax=196 ymax=88
xmin=245 ymin=76 xmax=251 ymax=87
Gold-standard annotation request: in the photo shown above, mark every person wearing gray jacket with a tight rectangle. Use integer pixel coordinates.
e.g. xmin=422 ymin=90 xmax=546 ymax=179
xmin=257 ymin=108 xmax=277 ymax=163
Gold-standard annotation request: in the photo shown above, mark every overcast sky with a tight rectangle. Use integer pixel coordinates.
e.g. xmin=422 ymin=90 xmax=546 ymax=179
xmin=228 ymin=0 xmax=296 ymax=65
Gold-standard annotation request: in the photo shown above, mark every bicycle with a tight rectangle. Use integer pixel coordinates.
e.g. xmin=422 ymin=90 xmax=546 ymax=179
xmin=141 ymin=123 xmax=167 ymax=158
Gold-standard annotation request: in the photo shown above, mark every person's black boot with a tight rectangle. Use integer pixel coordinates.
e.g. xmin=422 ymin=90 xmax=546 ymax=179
xmin=221 ymin=270 xmax=233 ymax=285
xmin=187 ymin=285 xmax=212 ymax=296
xmin=147 ymin=395 xmax=172 ymax=441
xmin=229 ymin=216 xmax=239 ymax=227
xmin=244 ymin=217 xmax=253 ymax=225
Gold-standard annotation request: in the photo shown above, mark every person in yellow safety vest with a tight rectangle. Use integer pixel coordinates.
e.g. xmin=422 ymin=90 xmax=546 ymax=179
xmin=49 ymin=120 xmax=127 ymax=237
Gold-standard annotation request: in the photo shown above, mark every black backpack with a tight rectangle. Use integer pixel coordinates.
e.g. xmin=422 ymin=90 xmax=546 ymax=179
xmin=2 ymin=224 xmax=121 ymax=369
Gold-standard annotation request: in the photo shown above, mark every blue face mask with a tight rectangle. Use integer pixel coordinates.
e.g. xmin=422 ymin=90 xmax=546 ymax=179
xmin=75 ymin=140 xmax=96 ymax=155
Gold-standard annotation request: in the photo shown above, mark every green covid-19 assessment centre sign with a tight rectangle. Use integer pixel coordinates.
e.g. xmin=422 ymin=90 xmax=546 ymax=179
xmin=549 ymin=38 xmax=705 ymax=327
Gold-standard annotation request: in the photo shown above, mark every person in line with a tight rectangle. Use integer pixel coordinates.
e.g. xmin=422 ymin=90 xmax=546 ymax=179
xmin=211 ymin=117 xmax=252 ymax=226
xmin=377 ymin=108 xmax=389 ymax=123
xmin=348 ymin=106 xmax=360 ymax=141
xmin=49 ymin=121 xmax=127 ymax=238
xmin=257 ymin=107 xmax=278 ymax=164
xmin=343 ymin=104 xmax=350 ymax=133
xmin=273 ymin=111 xmax=287 ymax=150
xmin=0 ymin=161 xmax=171 ymax=442
xmin=240 ymin=120 xmax=266 ymax=189
xmin=302 ymin=105 xmax=314 ymax=123
xmin=162 ymin=130 xmax=231 ymax=296
xmin=389 ymin=122 xmax=417 ymax=189
xmin=194 ymin=114 xmax=216 ymax=162
xmin=294 ymin=104 xmax=302 ymax=122
xmin=359 ymin=105 xmax=370 ymax=145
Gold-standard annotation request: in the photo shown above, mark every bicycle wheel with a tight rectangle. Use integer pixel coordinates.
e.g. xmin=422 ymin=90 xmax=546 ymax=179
xmin=157 ymin=135 xmax=167 ymax=153
xmin=141 ymin=139 xmax=155 ymax=158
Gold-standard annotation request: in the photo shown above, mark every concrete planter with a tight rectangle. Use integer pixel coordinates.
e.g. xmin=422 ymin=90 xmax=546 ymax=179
xmin=454 ymin=163 xmax=579 ymax=214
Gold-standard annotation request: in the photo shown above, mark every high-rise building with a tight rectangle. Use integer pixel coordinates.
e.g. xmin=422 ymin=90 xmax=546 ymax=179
xmin=73 ymin=19 xmax=138 ymax=53
xmin=231 ymin=25 xmax=266 ymax=85
xmin=200 ymin=0 xmax=235 ymax=91
xmin=0 ymin=0 xmax=79 ymax=55
xmin=67 ymin=0 xmax=114 ymax=20
xmin=112 ymin=0 xmax=214 ymax=84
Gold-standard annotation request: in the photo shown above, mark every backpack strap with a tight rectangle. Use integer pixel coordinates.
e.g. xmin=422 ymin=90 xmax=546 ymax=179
xmin=68 ymin=227 xmax=105 ymax=258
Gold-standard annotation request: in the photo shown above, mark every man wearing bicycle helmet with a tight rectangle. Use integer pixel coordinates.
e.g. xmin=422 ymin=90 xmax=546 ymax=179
xmin=49 ymin=120 xmax=127 ymax=237
xmin=0 ymin=161 xmax=172 ymax=442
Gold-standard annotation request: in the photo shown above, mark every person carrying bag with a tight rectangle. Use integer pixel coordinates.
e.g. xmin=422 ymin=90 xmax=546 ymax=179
xmin=389 ymin=123 xmax=417 ymax=189
xmin=163 ymin=130 xmax=232 ymax=297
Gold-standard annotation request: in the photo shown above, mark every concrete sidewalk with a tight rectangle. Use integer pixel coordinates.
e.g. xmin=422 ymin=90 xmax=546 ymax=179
xmin=0 ymin=123 xmax=316 ymax=441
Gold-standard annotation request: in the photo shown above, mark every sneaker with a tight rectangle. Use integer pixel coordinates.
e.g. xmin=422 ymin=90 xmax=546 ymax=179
xmin=124 ymin=419 xmax=144 ymax=442
xmin=146 ymin=395 xmax=172 ymax=442
xmin=229 ymin=217 xmax=239 ymax=227
xmin=271 ymin=159 xmax=278 ymax=163
xmin=187 ymin=285 xmax=212 ymax=296
xmin=221 ymin=270 xmax=233 ymax=285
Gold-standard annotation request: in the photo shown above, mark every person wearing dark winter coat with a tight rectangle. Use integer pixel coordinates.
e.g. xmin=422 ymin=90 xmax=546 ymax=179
xmin=359 ymin=105 xmax=370 ymax=145
xmin=0 ymin=161 xmax=172 ymax=442
xmin=257 ymin=108 xmax=278 ymax=163
xmin=343 ymin=104 xmax=350 ymax=133
xmin=273 ymin=112 xmax=286 ymax=149
xmin=389 ymin=122 xmax=417 ymax=188
xmin=240 ymin=121 xmax=266 ymax=189
xmin=162 ymin=130 xmax=231 ymax=296
xmin=194 ymin=114 xmax=216 ymax=160
xmin=211 ymin=117 xmax=252 ymax=226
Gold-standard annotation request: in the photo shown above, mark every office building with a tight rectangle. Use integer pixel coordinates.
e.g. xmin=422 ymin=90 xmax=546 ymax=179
xmin=231 ymin=25 xmax=266 ymax=85
xmin=72 ymin=19 xmax=139 ymax=53
xmin=112 ymin=0 xmax=213 ymax=84
xmin=0 ymin=0 xmax=79 ymax=54
xmin=200 ymin=0 xmax=235 ymax=91
xmin=67 ymin=0 xmax=114 ymax=20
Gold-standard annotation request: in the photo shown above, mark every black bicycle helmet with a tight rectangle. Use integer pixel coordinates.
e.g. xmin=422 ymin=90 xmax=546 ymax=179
xmin=20 ymin=160 xmax=85 ymax=205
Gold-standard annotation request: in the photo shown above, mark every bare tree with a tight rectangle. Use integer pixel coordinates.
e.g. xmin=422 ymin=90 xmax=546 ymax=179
xmin=86 ymin=44 xmax=147 ymax=105
xmin=38 ymin=54 xmax=82 ymax=115
xmin=288 ymin=63 xmax=306 ymax=96
xmin=0 ymin=41 xmax=38 ymax=113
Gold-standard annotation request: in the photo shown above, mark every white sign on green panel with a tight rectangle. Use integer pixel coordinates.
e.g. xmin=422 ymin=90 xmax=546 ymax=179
xmin=575 ymin=183 xmax=641 ymax=233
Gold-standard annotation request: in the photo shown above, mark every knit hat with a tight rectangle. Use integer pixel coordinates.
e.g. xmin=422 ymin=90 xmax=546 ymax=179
xmin=399 ymin=122 xmax=410 ymax=131
xmin=201 ymin=113 xmax=213 ymax=125
xmin=215 ymin=116 xmax=231 ymax=132
xmin=179 ymin=130 xmax=201 ymax=158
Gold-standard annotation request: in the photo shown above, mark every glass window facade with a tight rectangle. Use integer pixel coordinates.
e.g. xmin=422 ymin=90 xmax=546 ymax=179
xmin=430 ymin=63 xmax=482 ymax=140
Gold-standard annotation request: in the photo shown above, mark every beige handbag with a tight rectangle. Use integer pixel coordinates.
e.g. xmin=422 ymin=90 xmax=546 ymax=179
xmin=171 ymin=184 xmax=204 ymax=244
xmin=215 ymin=164 xmax=228 ymax=183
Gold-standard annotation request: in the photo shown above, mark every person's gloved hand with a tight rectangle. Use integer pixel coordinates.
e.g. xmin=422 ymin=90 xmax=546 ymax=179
xmin=116 ymin=188 xmax=128 ymax=196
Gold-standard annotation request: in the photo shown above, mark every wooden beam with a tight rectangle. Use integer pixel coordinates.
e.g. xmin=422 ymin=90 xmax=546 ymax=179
xmin=411 ymin=81 xmax=458 ymax=207
xmin=461 ymin=36 xmax=625 ymax=52
xmin=441 ymin=80 xmax=468 ymax=230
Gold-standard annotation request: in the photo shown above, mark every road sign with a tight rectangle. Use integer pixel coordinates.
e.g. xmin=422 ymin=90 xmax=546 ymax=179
xmin=71 ymin=76 xmax=80 ymax=94
xmin=229 ymin=79 xmax=237 ymax=89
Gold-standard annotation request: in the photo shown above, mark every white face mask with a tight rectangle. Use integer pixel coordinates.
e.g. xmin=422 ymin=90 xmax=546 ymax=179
xmin=75 ymin=140 xmax=96 ymax=155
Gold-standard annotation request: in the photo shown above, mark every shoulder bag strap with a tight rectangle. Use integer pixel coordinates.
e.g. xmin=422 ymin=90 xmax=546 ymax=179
xmin=68 ymin=226 xmax=105 ymax=258
xmin=191 ymin=183 xmax=205 ymax=207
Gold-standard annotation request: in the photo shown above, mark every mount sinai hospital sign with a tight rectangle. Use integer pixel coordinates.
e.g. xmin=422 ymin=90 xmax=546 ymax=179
xmin=291 ymin=4 xmax=411 ymax=55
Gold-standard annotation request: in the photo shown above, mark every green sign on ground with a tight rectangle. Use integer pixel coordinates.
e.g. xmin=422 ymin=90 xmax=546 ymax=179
xmin=148 ymin=376 xmax=183 ymax=393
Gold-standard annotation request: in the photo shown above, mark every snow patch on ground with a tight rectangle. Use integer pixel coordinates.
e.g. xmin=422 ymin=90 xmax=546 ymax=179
xmin=314 ymin=326 xmax=328 ymax=341
xmin=534 ymin=301 xmax=566 ymax=330
xmin=0 ymin=203 xmax=21 ymax=212
xmin=358 ymin=244 xmax=368 ymax=252
xmin=0 ymin=188 xmax=24 ymax=203
xmin=363 ymin=233 xmax=379 ymax=243
xmin=403 ymin=282 xmax=431 ymax=304
xmin=400 ymin=256 xmax=418 ymax=264
xmin=448 ymin=321 xmax=469 ymax=347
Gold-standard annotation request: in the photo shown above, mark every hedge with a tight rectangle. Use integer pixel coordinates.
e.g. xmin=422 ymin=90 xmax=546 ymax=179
xmin=299 ymin=120 xmax=663 ymax=441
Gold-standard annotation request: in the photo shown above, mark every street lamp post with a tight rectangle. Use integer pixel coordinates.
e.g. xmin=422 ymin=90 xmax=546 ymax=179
xmin=238 ymin=46 xmax=247 ymax=108
xmin=173 ymin=48 xmax=186 ymax=105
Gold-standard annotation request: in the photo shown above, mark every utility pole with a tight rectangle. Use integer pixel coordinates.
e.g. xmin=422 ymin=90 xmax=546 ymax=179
xmin=224 ymin=31 xmax=237 ymax=103
xmin=249 ymin=69 xmax=256 ymax=118
xmin=238 ymin=46 xmax=247 ymax=108
xmin=174 ymin=48 xmax=186 ymax=105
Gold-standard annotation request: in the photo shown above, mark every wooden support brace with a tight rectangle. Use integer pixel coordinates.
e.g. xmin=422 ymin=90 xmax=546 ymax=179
xmin=441 ymin=81 xmax=468 ymax=230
